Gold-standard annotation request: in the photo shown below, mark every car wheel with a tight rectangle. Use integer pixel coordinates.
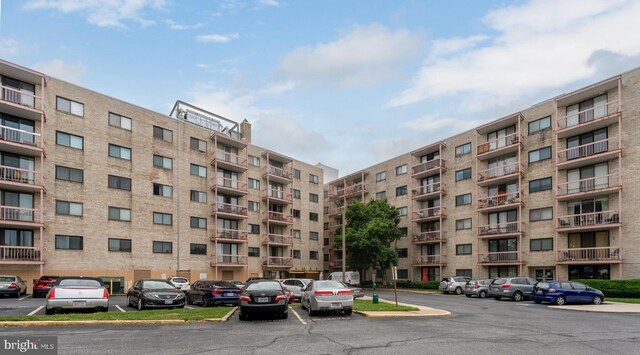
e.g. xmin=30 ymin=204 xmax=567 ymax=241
xmin=554 ymin=296 xmax=566 ymax=306
xmin=479 ymin=291 xmax=487 ymax=298
xmin=239 ymin=313 xmax=248 ymax=321
xmin=533 ymin=300 xmax=542 ymax=304
xmin=186 ymin=295 xmax=193 ymax=305
xmin=202 ymin=296 xmax=209 ymax=307
xmin=100 ymin=307 xmax=108 ymax=312
xmin=465 ymin=294 xmax=472 ymax=298
xmin=494 ymin=296 xmax=501 ymax=301
xmin=137 ymin=298 xmax=145 ymax=311
xmin=308 ymin=307 xmax=316 ymax=316
xmin=513 ymin=292 xmax=524 ymax=302
xmin=593 ymin=296 xmax=603 ymax=305
xmin=455 ymin=287 xmax=463 ymax=295
xmin=45 ymin=307 xmax=54 ymax=315
xmin=344 ymin=309 xmax=353 ymax=316
xmin=127 ymin=296 xmax=133 ymax=307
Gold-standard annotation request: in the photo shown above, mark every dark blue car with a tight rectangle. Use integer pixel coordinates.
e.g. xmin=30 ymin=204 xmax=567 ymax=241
xmin=186 ymin=280 xmax=241 ymax=307
xmin=531 ymin=281 xmax=605 ymax=305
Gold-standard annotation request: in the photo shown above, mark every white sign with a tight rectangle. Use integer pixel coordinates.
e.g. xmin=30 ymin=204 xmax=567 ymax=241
xmin=161 ymin=273 xmax=167 ymax=279
xmin=199 ymin=273 xmax=207 ymax=279
xmin=392 ymin=266 xmax=398 ymax=281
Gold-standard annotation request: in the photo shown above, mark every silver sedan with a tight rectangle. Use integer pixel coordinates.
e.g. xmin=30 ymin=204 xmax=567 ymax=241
xmin=301 ymin=280 xmax=353 ymax=316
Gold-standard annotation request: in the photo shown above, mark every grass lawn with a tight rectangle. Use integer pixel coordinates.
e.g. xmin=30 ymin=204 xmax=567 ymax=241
xmin=353 ymin=299 xmax=418 ymax=312
xmin=0 ymin=307 xmax=232 ymax=322
xmin=606 ymin=298 xmax=640 ymax=304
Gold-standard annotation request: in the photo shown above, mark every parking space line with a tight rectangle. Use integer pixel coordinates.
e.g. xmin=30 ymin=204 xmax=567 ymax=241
xmin=19 ymin=295 xmax=30 ymax=301
xmin=28 ymin=306 xmax=44 ymax=316
xmin=115 ymin=305 xmax=127 ymax=313
xmin=289 ymin=307 xmax=307 ymax=325
xmin=185 ymin=306 xmax=195 ymax=309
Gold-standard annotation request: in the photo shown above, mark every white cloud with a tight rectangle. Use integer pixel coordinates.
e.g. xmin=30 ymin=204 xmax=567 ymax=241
xmin=163 ymin=19 xmax=203 ymax=30
xmin=196 ymin=63 xmax=210 ymax=69
xmin=278 ymin=24 xmax=424 ymax=88
xmin=260 ymin=81 xmax=296 ymax=95
xmin=23 ymin=0 xmax=165 ymax=27
xmin=259 ymin=0 xmax=280 ymax=7
xmin=387 ymin=0 xmax=640 ymax=111
xmin=33 ymin=59 xmax=85 ymax=84
xmin=0 ymin=38 xmax=21 ymax=56
xmin=195 ymin=33 xmax=240 ymax=43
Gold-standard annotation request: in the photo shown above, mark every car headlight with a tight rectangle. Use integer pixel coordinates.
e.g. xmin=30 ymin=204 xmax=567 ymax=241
xmin=176 ymin=293 xmax=185 ymax=298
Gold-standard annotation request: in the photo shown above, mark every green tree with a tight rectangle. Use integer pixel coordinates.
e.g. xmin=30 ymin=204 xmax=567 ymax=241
xmin=333 ymin=199 xmax=402 ymax=279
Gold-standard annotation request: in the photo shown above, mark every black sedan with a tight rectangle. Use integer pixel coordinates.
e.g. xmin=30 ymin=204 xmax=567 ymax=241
xmin=239 ymin=280 xmax=288 ymax=320
xmin=186 ymin=280 xmax=241 ymax=307
xmin=126 ymin=279 xmax=185 ymax=310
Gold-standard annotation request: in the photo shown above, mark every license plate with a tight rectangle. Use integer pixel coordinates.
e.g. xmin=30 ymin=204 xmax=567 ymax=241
xmin=225 ymin=293 xmax=234 ymax=297
xmin=331 ymin=302 xmax=342 ymax=308
xmin=164 ymin=300 xmax=173 ymax=305
xmin=537 ymin=290 xmax=542 ymax=294
xmin=0 ymin=285 xmax=5 ymax=289
xmin=256 ymin=297 xmax=269 ymax=303
xmin=72 ymin=301 xmax=86 ymax=307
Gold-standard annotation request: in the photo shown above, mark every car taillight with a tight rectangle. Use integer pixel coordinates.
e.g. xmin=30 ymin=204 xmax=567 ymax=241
xmin=212 ymin=289 xmax=224 ymax=295
xmin=275 ymin=295 xmax=287 ymax=301
xmin=501 ymin=284 xmax=511 ymax=289
xmin=8 ymin=283 xmax=17 ymax=289
xmin=103 ymin=288 xmax=109 ymax=299
xmin=48 ymin=288 xmax=56 ymax=299
xmin=314 ymin=290 xmax=333 ymax=296
xmin=240 ymin=296 xmax=251 ymax=302
xmin=337 ymin=290 xmax=352 ymax=295
xmin=475 ymin=283 xmax=481 ymax=289
xmin=547 ymin=289 xmax=556 ymax=293
xmin=448 ymin=281 xmax=453 ymax=285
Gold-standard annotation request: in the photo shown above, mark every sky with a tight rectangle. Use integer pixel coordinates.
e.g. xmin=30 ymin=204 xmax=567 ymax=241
xmin=1 ymin=0 xmax=640 ymax=177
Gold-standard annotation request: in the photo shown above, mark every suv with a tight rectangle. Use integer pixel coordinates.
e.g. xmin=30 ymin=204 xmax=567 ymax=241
xmin=33 ymin=276 xmax=59 ymax=298
xmin=489 ymin=277 xmax=538 ymax=301
xmin=167 ymin=277 xmax=190 ymax=292
xmin=439 ymin=276 xmax=471 ymax=295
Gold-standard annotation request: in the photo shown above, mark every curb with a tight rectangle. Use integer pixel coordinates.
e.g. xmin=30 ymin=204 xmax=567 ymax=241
xmin=356 ymin=296 xmax=451 ymax=318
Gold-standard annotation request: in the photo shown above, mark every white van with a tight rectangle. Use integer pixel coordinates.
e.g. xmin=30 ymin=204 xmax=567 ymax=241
xmin=327 ymin=271 xmax=360 ymax=286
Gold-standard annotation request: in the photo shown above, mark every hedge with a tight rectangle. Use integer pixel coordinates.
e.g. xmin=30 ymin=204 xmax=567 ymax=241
xmin=573 ymin=279 xmax=640 ymax=298
xmin=360 ymin=280 xmax=440 ymax=290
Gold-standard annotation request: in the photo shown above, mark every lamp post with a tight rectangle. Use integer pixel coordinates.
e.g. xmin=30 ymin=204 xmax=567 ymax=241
xmin=335 ymin=200 xmax=346 ymax=283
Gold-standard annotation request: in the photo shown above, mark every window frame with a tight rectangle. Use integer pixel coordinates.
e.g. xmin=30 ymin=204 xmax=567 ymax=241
xmin=528 ymin=116 xmax=551 ymax=135
xmin=455 ymin=168 xmax=472 ymax=181
xmin=153 ymin=126 xmax=173 ymax=142
xmin=190 ymin=243 xmax=207 ymax=255
xmin=190 ymin=216 xmax=207 ymax=229
xmin=190 ymin=137 xmax=207 ymax=152
xmin=455 ymin=218 xmax=472 ymax=230
xmin=108 ymin=238 xmax=132 ymax=252
xmin=56 ymin=131 xmax=84 ymax=150
xmin=108 ymin=143 xmax=132 ymax=160
xmin=456 ymin=243 xmax=472 ymax=255
xmin=455 ymin=193 xmax=472 ymax=206
xmin=56 ymin=96 xmax=84 ymax=117
xmin=55 ymin=165 xmax=83 ymax=183
xmin=529 ymin=146 xmax=552 ymax=164
xmin=108 ymin=207 xmax=132 ymax=222
xmin=55 ymin=235 xmax=83 ymax=250
xmin=108 ymin=112 xmax=132 ymax=130
xmin=55 ymin=200 xmax=83 ymax=217
xmin=108 ymin=175 xmax=132 ymax=191
xmin=153 ymin=183 xmax=173 ymax=197
xmin=153 ymin=155 xmax=173 ymax=170
xmin=395 ymin=185 xmax=408 ymax=197
xmin=153 ymin=241 xmax=173 ymax=254
xmin=529 ymin=177 xmax=552 ymax=193
xmin=530 ymin=238 xmax=553 ymax=252
xmin=455 ymin=143 xmax=472 ymax=156
xmin=530 ymin=207 xmax=553 ymax=222
xmin=153 ymin=212 xmax=173 ymax=226
xmin=395 ymin=164 xmax=408 ymax=176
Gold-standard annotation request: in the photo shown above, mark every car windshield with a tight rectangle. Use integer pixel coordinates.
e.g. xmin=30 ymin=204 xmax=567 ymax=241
xmin=213 ymin=281 xmax=237 ymax=288
xmin=246 ymin=282 xmax=282 ymax=291
xmin=171 ymin=278 xmax=188 ymax=283
xmin=142 ymin=281 xmax=175 ymax=289
xmin=315 ymin=281 xmax=346 ymax=289
xmin=492 ymin=278 xmax=507 ymax=285
xmin=59 ymin=279 xmax=102 ymax=287
xmin=0 ymin=276 xmax=15 ymax=282
xmin=536 ymin=282 xmax=550 ymax=290
xmin=40 ymin=276 xmax=58 ymax=281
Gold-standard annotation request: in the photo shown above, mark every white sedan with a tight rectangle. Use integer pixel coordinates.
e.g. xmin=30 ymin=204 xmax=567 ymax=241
xmin=301 ymin=280 xmax=353 ymax=316
xmin=45 ymin=277 xmax=109 ymax=315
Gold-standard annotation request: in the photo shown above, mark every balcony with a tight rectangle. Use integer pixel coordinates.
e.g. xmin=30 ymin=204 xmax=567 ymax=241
xmin=262 ymin=256 xmax=293 ymax=268
xmin=556 ymin=138 xmax=620 ymax=169
xmin=210 ymin=176 xmax=247 ymax=196
xmin=210 ymin=150 xmax=247 ymax=172
xmin=211 ymin=228 xmax=247 ymax=242
xmin=557 ymin=247 xmax=621 ymax=264
xmin=477 ymin=222 xmax=521 ymax=238
xmin=413 ymin=230 xmax=445 ymax=244
xmin=478 ymin=251 xmax=520 ymax=264
xmin=557 ymin=210 xmax=620 ymax=232
xmin=557 ymin=173 xmax=621 ymax=200
xmin=0 ymin=166 xmax=43 ymax=192
xmin=557 ymin=100 xmax=620 ymax=138
xmin=210 ymin=254 xmax=247 ymax=267
xmin=477 ymin=133 xmax=522 ymax=161
xmin=0 ymin=246 xmax=42 ymax=264
xmin=0 ymin=125 xmax=43 ymax=156
xmin=328 ymin=206 xmax=346 ymax=217
xmin=477 ymin=191 xmax=522 ymax=212
xmin=411 ymin=158 xmax=445 ymax=178
xmin=263 ymin=211 xmax=293 ymax=225
xmin=211 ymin=202 xmax=248 ymax=219
xmin=263 ymin=165 xmax=292 ymax=184
xmin=412 ymin=206 xmax=445 ymax=222
xmin=413 ymin=255 xmax=446 ymax=266
xmin=263 ymin=234 xmax=293 ymax=246
xmin=412 ymin=182 xmax=444 ymax=201
xmin=0 ymin=206 xmax=42 ymax=227
xmin=333 ymin=182 xmax=367 ymax=199
xmin=477 ymin=162 xmax=522 ymax=186
xmin=0 ymin=84 xmax=44 ymax=121
xmin=262 ymin=188 xmax=293 ymax=203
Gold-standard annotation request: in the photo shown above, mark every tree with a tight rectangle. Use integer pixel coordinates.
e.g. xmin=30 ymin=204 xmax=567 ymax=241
xmin=333 ymin=199 xmax=402 ymax=280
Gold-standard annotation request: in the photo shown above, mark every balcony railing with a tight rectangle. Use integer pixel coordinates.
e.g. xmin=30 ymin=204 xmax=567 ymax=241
xmin=413 ymin=230 xmax=445 ymax=243
xmin=213 ymin=150 xmax=247 ymax=168
xmin=557 ymin=210 xmax=619 ymax=229
xmin=212 ymin=228 xmax=247 ymax=241
xmin=211 ymin=254 xmax=247 ymax=265
xmin=557 ymin=100 xmax=619 ymax=130
xmin=477 ymin=133 xmax=521 ymax=155
xmin=0 ymin=206 xmax=40 ymax=223
xmin=213 ymin=202 xmax=247 ymax=216
xmin=263 ymin=234 xmax=293 ymax=245
xmin=413 ymin=206 xmax=442 ymax=220
xmin=0 ymin=125 xmax=40 ymax=147
xmin=557 ymin=138 xmax=619 ymax=164
xmin=212 ymin=176 xmax=247 ymax=192
xmin=557 ymin=173 xmax=620 ymax=197
xmin=0 ymin=85 xmax=42 ymax=111
xmin=266 ymin=165 xmax=292 ymax=180
xmin=478 ymin=222 xmax=520 ymax=236
xmin=264 ymin=188 xmax=292 ymax=202
xmin=478 ymin=161 xmax=521 ymax=182
xmin=414 ymin=255 xmax=446 ymax=264
xmin=0 ymin=246 xmax=41 ymax=262
xmin=335 ymin=183 xmax=366 ymax=198
xmin=412 ymin=158 xmax=444 ymax=176
xmin=264 ymin=211 xmax=293 ymax=224
xmin=478 ymin=191 xmax=521 ymax=209
xmin=478 ymin=251 xmax=519 ymax=263
xmin=557 ymin=247 xmax=620 ymax=262
xmin=412 ymin=182 xmax=442 ymax=198
xmin=262 ymin=256 xmax=293 ymax=267
xmin=0 ymin=166 xmax=39 ymax=185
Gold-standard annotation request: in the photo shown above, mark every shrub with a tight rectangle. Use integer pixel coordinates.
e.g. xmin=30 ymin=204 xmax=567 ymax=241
xmin=395 ymin=280 xmax=439 ymax=290
xmin=573 ymin=279 xmax=640 ymax=298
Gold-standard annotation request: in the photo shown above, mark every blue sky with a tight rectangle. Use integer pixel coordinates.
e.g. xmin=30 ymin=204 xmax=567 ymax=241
xmin=1 ymin=0 xmax=639 ymax=176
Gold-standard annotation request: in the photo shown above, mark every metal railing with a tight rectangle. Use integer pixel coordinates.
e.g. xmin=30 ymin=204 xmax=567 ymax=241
xmin=212 ymin=176 xmax=247 ymax=192
xmin=0 ymin=125 xmax=40 ymax=147
xmin=212 ymin=228 xmax=247 ymax=241
xmin=478 ymin=191 xmax=521 ymax=209
xmin=0 ymin=166 xmax=39 ymax=185
xmin=557 ymin=173 xmax=619 ymax=196
xmin=264 ymin=211 xmax=293 ymax=223
xmin=0 ymin=246 xmax=41 ymax=262
xmin=213 ymin=150 xmax=247 ymax=167
xmin=413 ymin=206 xmax=442 ymax=220
xmin=478 ymin=161 xmax=521 ymax=182
xmin=263 ymin=234 xmax=293 ymax=245
xmin=0 ymin=85 xmax=41 ymax=111
xmin=557 ymin=138 xmax=619 ymax=163
xmin=557 ymin=100 xmax=619 ymax=130
xmin=213 ymin=202 xmax=248 ymax=216
xmin=413 ymin=231 xmax=445 ymax=243
xmin=478 ymin=222 xmax=520 ymax=236
xmin=414 ymin=255 xmax=446 ymax=264
xmin=412 ymin=158 xmax=444 ymax=176
xmin=477 ymin=132 xmax=521 ymax=155
xmin=264 ymin=188 xmax=292 ymax=201
xmin=211 ymin=254 xmax=247 ymax=265
xmin=557 ymin=210 xmax=619 ymax=229
xmin=412 ymin=182 xmax=442 ymax=197
xmin=335 ymin=182 xmax=366 ymax=198
xmin=478 ymin=251 xmax=519 ymax=263
xmin=266 ymin=165 xmax=292 ymax=180
xmin=0 ymin=206 xmax=40 ymax=223
xmin=262 ymin=256 xmax=293 ymax=267
xmin=557 ymin=247 xmax=620 ymax=262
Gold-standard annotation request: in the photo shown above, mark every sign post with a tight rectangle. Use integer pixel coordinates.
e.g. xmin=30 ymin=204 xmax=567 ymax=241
xmin=392 ymin=266 xmax=398 ymax=307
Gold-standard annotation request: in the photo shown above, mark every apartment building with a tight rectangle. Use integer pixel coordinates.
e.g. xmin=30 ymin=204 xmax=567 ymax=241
xmin=324 ymin=68 xmax=640 ymax=282
xmin=0 ymin=59 xmax=324 ymax=292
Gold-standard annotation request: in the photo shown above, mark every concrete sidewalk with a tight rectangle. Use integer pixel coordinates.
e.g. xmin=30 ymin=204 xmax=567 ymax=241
xmin=355 ymin=296 xmax=450 ymax=318
xmin=551 ymin=301 xmax=640 ymax=313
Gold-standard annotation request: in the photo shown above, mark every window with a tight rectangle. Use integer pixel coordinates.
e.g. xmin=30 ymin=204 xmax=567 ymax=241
xmin=293 ymin=250 xmax=301 ymax=259
xmin=395 ymin=164 xmax=407 ymax=175
xmin=248 ymin=155 xmax=260 ymax=166
xmin=396 ymin=185 xmax=408 ymax=196
xmin=248 ymin=247 xmax=260 ymax=257
xmin=324 ymin=254 xmax=330 ymax=261
xmin=397 ymin=248 xmax=408 ymax=258
xmin=456 ymin=193 xmax=472 ymax=206
xmin=529 ymin=177 xmax=552 ymax=193
xmin=456 ymin=244 xmax=472 ymax=255
xmin=190 ymin=190 xmax=207 ymax=203
xmin=108 ymin=144 xmax=131 ymax=160
xmin=309 ymin=193 xmax=319 ymax=203
xmin=56 ymin=97 xmax=84 ymax=116
xmin=153 ymin=126 xmax=173 ymax=142
xmin=376 ymin=191 xmax=386 ymax=200
xmin=55 ymin=235 xmax=83 ymax=250
xmin=248 ymin=201 xmax=260 ymax=212
xmin=324 ymin=238 xmax=330 ymax=246
xmin=293 ymin=229 xmax=301 ymax=239
xmin=455 ymin=143 xmax=471 ymax=156
xmin=153 ymin=183 xmax=172 ymax=197
xmin=109 ymin=238 xmax=131 ymax=252
xmin=530 ymin=207 xmax=553 ymax=222
xmin=528 ymin=116 xmax=551 ymax=135
xmin=108 ymin=175 xmax=131 ymax=191
xmin=310 ymin=232 xmax=319 ymax=241
xmin=153 ymin=241 xmax=172 ymax=253
xmin=190 ymin=164 xmax=207 ymax=177
xmin=55 ymin=201 xmax=83 ymax=217
xmin=248 ymin=179 xmax=260 ymax=190
xmin=375 ymin=171 xmax=386 ymax=182
xmin=455 ymin=168 xmax=471 ymax=181
xmin=109 ymin=207 xmax=131 ymax=221
xmin=109 ymin=112 xmax=132 ymax=130
xmin=56 ymin=165 xmax=83 ymax=183
xmin=293 ymin=169 xmax=301 ymax=179
xmin=397 ymin=207 xmax=408 ymax=216
xmin=190 ymin=243 xmax=207 ymax=255
xmin=529 ymin=146 xmax=552 ymax=164
xmin=190 ymin=137 xmax=206 ymax=152
xmin=456 ymin=269 xmax=473 ymax=278
xmin=531 ymin=238 xmax=553 ymax=252
xmin=153 ymin=212 xmax=172 ymax=225
xmin=309 ymin=174 xmax=319 ymax=184
xmin=400 ymin=227 xmax=408 ymax=237
xmin=456 ymin=218 xmax=472 ymax=230
xmin=153 ymin=155 xmax=173 ymax=170
xmin=309 ymin=251 xmax=319 ymax=260
xmin=292 ymin=209 xmax=301 ymax=218
xmin=535 ymin=268 xmax=554 ymax=281
xmin=190 ymin=217 xmax=207 ymax=229
xmin=56 ymin=131 xmax=83 ymax=150
xmin=293 ymin=189 xmax=301 ymax=199
xmin=248 ymin=224 xmax=260 ymax=234
xmin=309 ymin=212 xmax=319 ymax=221
xmin=397 ymin=269 xmax=409 ymax=279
